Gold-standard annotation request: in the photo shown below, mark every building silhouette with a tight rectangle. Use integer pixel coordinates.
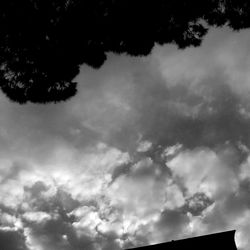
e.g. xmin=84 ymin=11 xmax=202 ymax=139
xmin=127 ymin=230 xmax=237 ymax=250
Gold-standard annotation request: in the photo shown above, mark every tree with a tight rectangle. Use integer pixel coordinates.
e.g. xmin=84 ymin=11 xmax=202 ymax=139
xmin=0 ymin=0 xmax=250 ymax=103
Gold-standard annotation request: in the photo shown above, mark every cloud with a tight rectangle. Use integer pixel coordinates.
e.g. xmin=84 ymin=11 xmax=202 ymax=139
xmin=67 ymin=29 xmax=250 ymax=160
xmin=0 ymin=228 xmax=28 ymax=250
xmin=2 ymin=27 xmax=250 ymax=250
xmin=167 ymin=148 xmax=239 ymax=199
xmin=0 ymin=142 xmax=131 ymax=250
xmin=155 ymin=209 xmax=190 ymax=242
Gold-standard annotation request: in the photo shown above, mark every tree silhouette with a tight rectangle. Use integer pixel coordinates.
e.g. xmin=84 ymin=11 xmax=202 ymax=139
xmin=1 ymin=0 xmax=250 ymax=103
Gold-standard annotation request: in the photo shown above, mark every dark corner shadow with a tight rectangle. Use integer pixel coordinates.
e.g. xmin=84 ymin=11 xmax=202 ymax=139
xmin=126 ymin=230 xmax=237 ymax=250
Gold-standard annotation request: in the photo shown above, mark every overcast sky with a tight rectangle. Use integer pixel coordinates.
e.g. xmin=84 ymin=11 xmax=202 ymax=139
xmin=1 ymin=27 xmax=250 ymax=250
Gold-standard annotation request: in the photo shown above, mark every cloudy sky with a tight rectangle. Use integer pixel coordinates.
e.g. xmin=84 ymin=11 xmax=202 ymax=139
xmin=1 ymin=27 xmax=250 ymax=250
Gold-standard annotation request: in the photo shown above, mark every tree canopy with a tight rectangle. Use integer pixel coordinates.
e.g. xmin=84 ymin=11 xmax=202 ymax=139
xmin=1 ymin=0 xmax=250 ymax=103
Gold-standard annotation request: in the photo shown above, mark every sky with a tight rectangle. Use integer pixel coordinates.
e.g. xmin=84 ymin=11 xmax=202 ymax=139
xmin=1 ymin=27 xmax=250 ymax=250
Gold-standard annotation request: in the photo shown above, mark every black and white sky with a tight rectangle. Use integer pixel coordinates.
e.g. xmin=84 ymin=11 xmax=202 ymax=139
xmin=1 ymin=27 xmax=250 ymax=250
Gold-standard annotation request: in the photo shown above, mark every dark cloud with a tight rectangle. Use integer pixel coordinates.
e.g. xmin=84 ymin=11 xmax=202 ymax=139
xmin=113 ymin=73 xmax=250 ymax=158
xmin=155 ymin=209 xmax=190 ymax=241
xmin=182 ymin=192 xmax=214 ymax=216
xmin=0 ymin=229 xmax=28 ymax=250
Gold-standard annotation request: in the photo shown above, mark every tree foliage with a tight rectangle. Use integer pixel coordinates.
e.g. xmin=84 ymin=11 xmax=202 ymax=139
xmin=1 ymin=0 xmax=250 ymax=103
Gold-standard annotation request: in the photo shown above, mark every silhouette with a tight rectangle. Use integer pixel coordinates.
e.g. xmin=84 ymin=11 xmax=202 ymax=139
xmin=126 ymin=230 xmax=237 ymax=250
xmin=1 ymin=1 xmax=250 ymax=103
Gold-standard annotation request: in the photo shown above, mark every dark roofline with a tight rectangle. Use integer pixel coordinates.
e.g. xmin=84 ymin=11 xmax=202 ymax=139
xmin=126 ymin=230 xmax=237 ymax=249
